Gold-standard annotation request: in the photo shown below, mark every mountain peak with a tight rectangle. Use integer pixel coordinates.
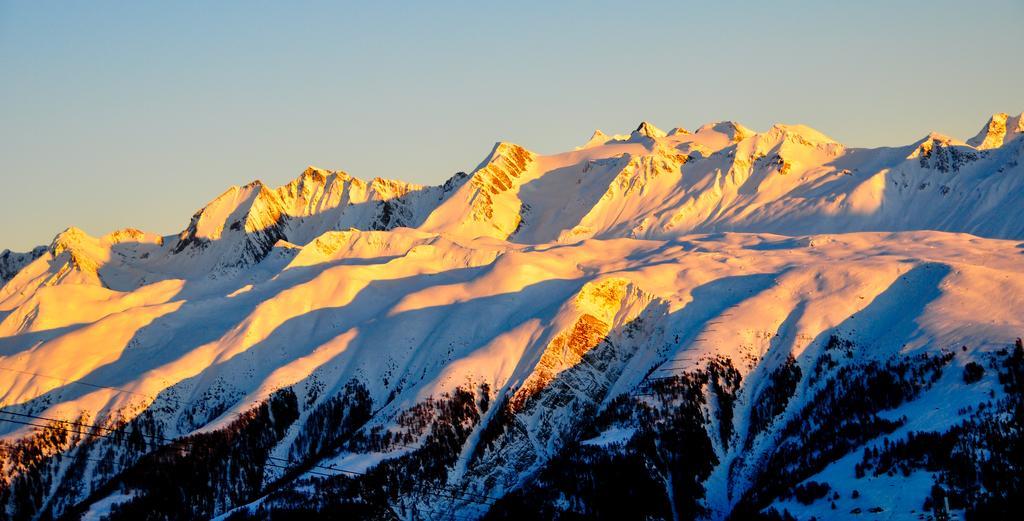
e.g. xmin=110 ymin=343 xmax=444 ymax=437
xmin=469 ymin=142 xmax=534 ymax=195
xmin=474 ymin=141 xmax=533 ymax=172
xmin=49 ymin=226 xmax=95 ymax=257
xmin=765 ymin=123 xmax=838 ymax=146
xmin=0 ymin=245 xmax=46 ymax=286
xmin=696 ymin=120 xmax=755 ymax=142
xmin=580 ymin=129 xmax=610 ymax=149
xmin=244 ymin=179 xmax=269 ymax=191
xmin=101 ymin=228 xmax=163 ymax=246
xmin=47 ymin=226 xmax=103 ymax=277
xmin=968 ymin=112 xmax=1024 ymax=150
xmin=424 ymin=141 xmax=536 ymax=238
xmin=300 ymin=165 xmax=330 ymax=179
xmin=632 ymin=121 xmax=667 ymax=139
xmin=910 ymin=132 xmax=967 ymax=156
xmin=5 ymin=113 xmax=1024 ymax=521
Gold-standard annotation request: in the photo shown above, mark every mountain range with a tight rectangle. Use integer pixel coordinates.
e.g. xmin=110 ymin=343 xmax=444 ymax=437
xmin=1 ymin=113 xmax=1022 ymax=520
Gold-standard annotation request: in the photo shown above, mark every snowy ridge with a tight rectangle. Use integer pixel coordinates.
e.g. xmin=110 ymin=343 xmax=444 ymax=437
xmin=5 ymin=112 xmax=1024 ymax=292
xmin=1 ymin=113 xmax=1023 ymax=520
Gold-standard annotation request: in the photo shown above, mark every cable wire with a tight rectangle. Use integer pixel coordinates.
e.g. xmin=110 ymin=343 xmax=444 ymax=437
xmin=0 ymin=413 xmax=496 ymax=506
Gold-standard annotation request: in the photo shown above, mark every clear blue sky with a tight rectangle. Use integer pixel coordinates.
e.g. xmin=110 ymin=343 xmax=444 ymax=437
xmin=2 ymin=1 xmax=1021 ymax=251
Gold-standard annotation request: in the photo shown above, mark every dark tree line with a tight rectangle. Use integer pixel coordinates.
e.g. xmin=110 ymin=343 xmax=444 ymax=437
xmin=746 ymin=354 xmax=801 ymax=449
xmin=93 ymin=388 xmax=300 ymax=520
xmin=731 ymin=337 xmax=955 ymax=518
xmin=857 ymin=341 xmax=1023 ymax=519
xmin=483 ymin=357 xmax=741 ymax=520
xmin=235 ymin=384 xmax=488 ymax=519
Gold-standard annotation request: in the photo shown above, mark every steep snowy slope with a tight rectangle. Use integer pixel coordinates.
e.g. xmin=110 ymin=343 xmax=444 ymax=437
xmin=1 ymin=113 xmax=1023 ymax=521
xmin=5 ymin=113 xmax=1022 ymax=297
xmin=2 ymin=230 xmax=1020 ymax=520
xmin=525 ymin=119 xmax=1024 ymax=242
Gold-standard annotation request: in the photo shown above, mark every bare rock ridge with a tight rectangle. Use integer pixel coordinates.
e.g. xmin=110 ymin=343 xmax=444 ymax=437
xmin=6 ymin=112 xmax=1024 ymax=286
xmin=633 ymin=120 xmax=667 ymax=139
xmin=967 ymin=111 xmax=1024 ymax=150
xmin=1 ymin=112 xmax=1023 ymax=521
xmin=0 ymin=246 xmax=46 ymax=286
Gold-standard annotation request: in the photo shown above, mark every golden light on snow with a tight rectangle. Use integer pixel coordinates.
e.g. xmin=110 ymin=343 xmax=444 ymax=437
xmin=2 ymin=113 xmax=1024 ymax=519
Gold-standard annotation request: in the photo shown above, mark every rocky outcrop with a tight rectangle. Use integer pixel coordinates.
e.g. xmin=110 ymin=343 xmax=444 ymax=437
xmin=967 ymin=112 xmax=1024 ymax=150
xmin=0 ymin=245 xmax=46 ymax=287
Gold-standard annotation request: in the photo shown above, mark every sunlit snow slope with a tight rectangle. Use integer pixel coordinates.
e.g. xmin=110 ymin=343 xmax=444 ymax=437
xmin=1 ymin=113 xmax=1023 ymax=521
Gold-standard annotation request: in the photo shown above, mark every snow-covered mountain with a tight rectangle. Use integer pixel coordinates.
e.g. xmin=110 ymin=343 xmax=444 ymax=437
xmin=1 ymin=114 xmax=1022 ymax=521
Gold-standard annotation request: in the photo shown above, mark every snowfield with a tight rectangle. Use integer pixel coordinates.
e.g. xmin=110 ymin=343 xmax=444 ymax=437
xmin=1 ymin=114 xmax=1023 ymax=520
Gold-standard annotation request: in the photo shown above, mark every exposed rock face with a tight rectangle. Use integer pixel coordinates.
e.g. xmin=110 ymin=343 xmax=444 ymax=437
xmin=633 ymin=121 xmax=668 ymax=139
xmin=3 ymin=114 xmax=1024 ymax=521
xmin=465 ymin=142 xmax=534 ymax=232
xmin=509 ymin=279 xmax=631 ymax=412
xmin=968 ymin=112 xmax=1024 ymax=150
xmin=911 ymin=134 xmax=979 ymax=172
xmin=10 ymin=113 xmax=1024 ymax=287
xmin=0 ymin=246 xmax=46 ymax=287
xmin=102 ymin=228 xmax=163 ymax=246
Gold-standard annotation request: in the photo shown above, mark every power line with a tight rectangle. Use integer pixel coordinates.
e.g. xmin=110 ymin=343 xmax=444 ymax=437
xmin=0 ymin=412 xmax=497 ymax=507
xmin=0 ymin=410 xmax=157 ymax=440
xmin=265 ymin=456 xmax=497 ymax=504
xmin=412 ymin=501 xmax=479 ymax=521
xmin=0 ymin=416 xmax=113 ymax=441
xmin=0 ymin=368 xmax=502 ymax=508
xmin=3 ymin=369 xmax=429 ymax=479
xmin=0 ymin=365 xmax=471 ymax=475
xmin=258 ymin=458 xmax=492 ymax=507
xmin=262 ymin=460 xmax=336 ymax=479
xmin=0 ymin=365 xmax=184 ymax=405
xmin=0 ymin=415 xmax=493 ymax=508
xmin=0 ymin=364 xmax=501 ymax=509
xmin=5 ymin=408 xmax=497 ymax=504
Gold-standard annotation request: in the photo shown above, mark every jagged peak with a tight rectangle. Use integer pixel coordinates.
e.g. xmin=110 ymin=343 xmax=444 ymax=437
xmin=194 ymin=181 xmax=263 ymax=213
xmin=369 ymin=176 xmax=422 ymax=198
xmin=101 ymin=228 xmax=163 ymax=246
xmin=172 ymin=179 xmax=282 ymax=253
xmin=764 ymin=123 xmax=838 ymax=146
xmin=696 ymin=120 xmax=755 ymax=142
xmin=909 ymin=132 xmax=967 ymax=157
xmin=490 ymin=141 xmax=533 ymax=160
xmin=441 ymin=170 xmax=470 ymax=193
xmin=0 ymin=246 xmax=48 ymax=286
xmin=471 ymin=141 xmax=534 ymax=175
xmin=908 ymin=132 xmax=979 ymax=172
xmin=49 ymin=226 xmax=96 ymax=256
xmin=297 ymin=165 xmax=351 ymax=183
xmin=580 ymin=129 xmax=610 ymax=149
xmin=211 ymin=180 xmax=274 ymax=210
xmin=924 ymin=131 xmax=960 ymax=143
xmin=275 ymin=167 xmax=359 ymax=206
xmin=208 ymin=179 xmax=276 ymax=205
xmin=454 ymin=142 xmax=536 ymax=231
xmin=909 ymin=133 xmax=951 ymax=159
xmin=0 ymin=245 xmax=46 ymax=258
xmin=47 ymin=226 xmax=104 ymax=276
xmin=968 ymin=112 xmax=1024 ymax=150
xmin=301 ymin=165 xmax=330 ymax=178
xmin=632 ymin=121 xmax=667 ymax=139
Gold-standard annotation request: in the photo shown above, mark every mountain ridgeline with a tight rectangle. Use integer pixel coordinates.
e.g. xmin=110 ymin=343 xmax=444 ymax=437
xmin=1 ymin=114 xmax=1023 ymax=520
